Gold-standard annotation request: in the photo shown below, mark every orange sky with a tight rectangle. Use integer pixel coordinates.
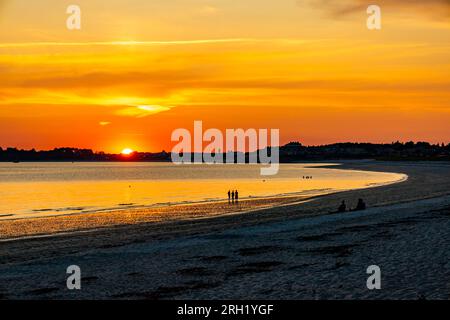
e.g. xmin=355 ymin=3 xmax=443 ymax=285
xmin=0 ymin=0 xmax=449 ymax=152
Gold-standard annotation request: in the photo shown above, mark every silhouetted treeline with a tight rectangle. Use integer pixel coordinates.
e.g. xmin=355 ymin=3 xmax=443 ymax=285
xmin=0 ymin=147 xmax=169 ymax=162
xmin=1 ymin=141 xmax=450 ymax=162
xmin=279 ymin=141 xmax=450 ymax=161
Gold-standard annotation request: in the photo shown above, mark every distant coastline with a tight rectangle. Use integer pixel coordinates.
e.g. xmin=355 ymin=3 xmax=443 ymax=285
xmin=1 ymin=141 xmax=449 ymax=162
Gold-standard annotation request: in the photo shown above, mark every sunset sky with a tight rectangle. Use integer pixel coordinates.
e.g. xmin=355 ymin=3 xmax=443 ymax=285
xmin=0 ymin=0 xmax=449 ymax=152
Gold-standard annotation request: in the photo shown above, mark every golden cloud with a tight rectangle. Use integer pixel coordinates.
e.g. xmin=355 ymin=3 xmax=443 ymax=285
xmin=115 ymin=105 xmax=173 ymax=118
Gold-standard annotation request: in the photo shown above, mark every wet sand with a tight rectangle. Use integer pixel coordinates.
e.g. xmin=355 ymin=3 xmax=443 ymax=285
xmin=0 ymin=196 xmax=315 ymax=241
xmin=0 ymin=161 xmax=449 ymax=299
xmin=0 ymin=166 xmax=405 ymax=241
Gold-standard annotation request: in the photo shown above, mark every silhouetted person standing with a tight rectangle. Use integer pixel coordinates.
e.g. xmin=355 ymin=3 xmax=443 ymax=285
xmin=228 ymin=190 xmax=231 ymax=202
xmin=338 ymin=200 xmax=346 ymax=212
xmin=355 ymin=198 xmax=366 ymax=211
xmin=235 ymin=190 xmax=239 ymax=202
xmin=231 ymin=190 xmax=235 ymax=202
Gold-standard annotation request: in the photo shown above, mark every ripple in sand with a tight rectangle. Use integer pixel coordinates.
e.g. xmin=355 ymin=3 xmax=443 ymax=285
xmin=237 ymin=245 xmax=287 ymax=256
xmin=227 ymin=261 xmax=284 ymax=276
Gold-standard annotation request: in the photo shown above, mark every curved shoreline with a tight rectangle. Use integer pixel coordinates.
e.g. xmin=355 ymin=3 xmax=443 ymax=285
xmin=0 ymin=162 xmax=405 ymax=221
xmin=0 ymin=164 xmax=407 ymax=241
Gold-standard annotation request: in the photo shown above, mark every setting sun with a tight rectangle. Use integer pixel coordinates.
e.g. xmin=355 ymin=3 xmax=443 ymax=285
xmin=121 ymin=148 xmax=134 ymax=155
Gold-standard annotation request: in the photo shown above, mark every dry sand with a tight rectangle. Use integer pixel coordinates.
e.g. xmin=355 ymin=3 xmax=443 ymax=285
xmin=0 ymin=160 xmax=449 ymax=299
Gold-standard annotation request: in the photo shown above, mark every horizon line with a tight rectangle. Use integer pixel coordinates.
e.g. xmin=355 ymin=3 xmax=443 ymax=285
xmin=1 ymin=140 xmax=448 ymax=154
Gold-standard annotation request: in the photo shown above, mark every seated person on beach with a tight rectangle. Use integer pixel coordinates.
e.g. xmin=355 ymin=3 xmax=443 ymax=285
xmin=355 ymin=198 xmax=366 ymax=211
xmin=338 ymin=200 xmax=346 ymax=212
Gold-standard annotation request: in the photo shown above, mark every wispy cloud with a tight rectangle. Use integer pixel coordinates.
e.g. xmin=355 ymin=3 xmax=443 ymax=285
xmin=0 ymin=38 xmax=261 ymax=49
xmin=115 ymin=105 xmax=173 ymax=118
xmin=303 ymin=0 xmax=450 ymax=19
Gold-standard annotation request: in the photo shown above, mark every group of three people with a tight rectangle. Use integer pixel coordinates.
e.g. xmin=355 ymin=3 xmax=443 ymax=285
xmin=227 ymin=189 xmax=239 ymax=202
xmin=338 ymin=198 xmax=366 ymax=212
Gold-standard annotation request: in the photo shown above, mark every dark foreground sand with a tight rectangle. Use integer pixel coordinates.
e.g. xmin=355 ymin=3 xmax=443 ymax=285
xmin=0 ymin=161 xmax=449 ymax=299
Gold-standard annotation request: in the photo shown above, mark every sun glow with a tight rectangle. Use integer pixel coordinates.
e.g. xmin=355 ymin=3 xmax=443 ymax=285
xmin=121 ymin=148 xmax=134 ymax=155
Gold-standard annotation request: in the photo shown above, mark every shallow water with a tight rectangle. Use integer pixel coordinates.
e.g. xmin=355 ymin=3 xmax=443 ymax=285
xmin=0 ymin=162 xmax=406 ymax=219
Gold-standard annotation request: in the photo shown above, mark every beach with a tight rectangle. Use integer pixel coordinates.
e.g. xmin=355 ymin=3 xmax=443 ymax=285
xmin=0 ymin=162 xmax=405 ymax=239
xmin=0 ymin=160 xmax=449 ymax=299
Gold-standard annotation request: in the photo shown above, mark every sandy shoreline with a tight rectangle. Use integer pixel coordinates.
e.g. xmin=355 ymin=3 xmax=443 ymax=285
xmin=0 ymin=160 xmax=449 ymax=299
xmin=0 ymin=195 xmax=323 ymax=241
xmin=0 ymin=163 xmax=406 ymax=241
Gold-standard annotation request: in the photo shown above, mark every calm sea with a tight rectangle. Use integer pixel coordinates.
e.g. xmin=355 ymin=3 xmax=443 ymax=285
xmin=0 ymin=162 xmax=406 ymax=219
